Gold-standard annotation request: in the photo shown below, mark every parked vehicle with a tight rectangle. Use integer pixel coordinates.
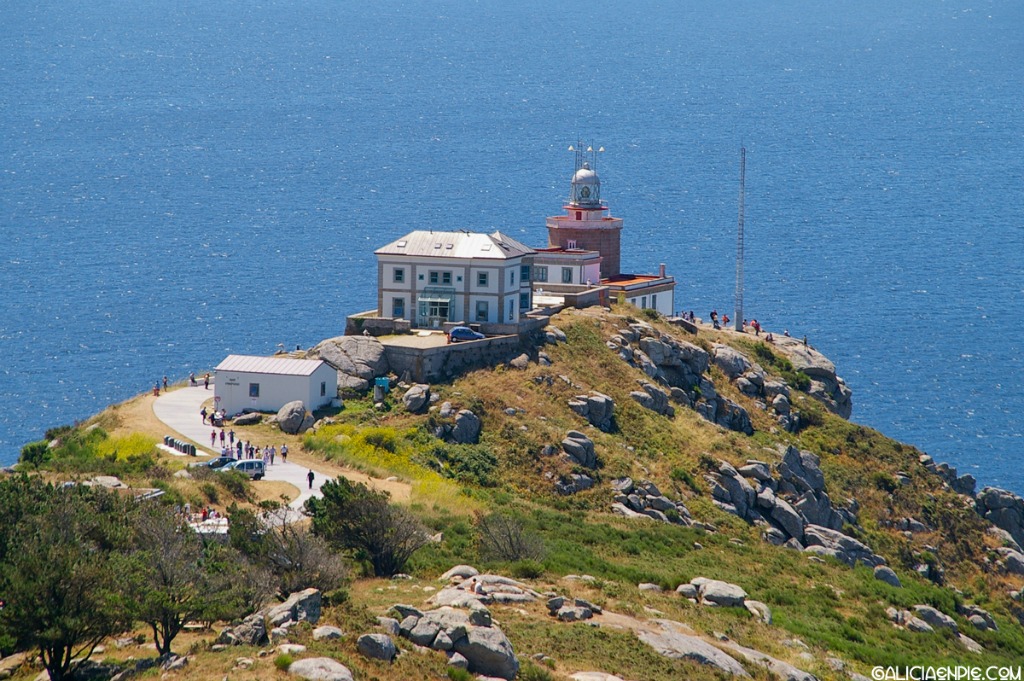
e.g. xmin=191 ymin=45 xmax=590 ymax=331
xmin=447 ymin=326 xmax=485 ymax=343
xmin=221 ymin=459 xmax=265 ymax=480
xmin=189 ymin=456 xmax=235 ymax=469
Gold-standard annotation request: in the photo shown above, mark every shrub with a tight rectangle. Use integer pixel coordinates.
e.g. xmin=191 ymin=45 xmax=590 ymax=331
xmin=669 ymin=467 xmax=699 ymax=492
xmin=510 ymin=559 xmax=544 ymax=579
xmin=217 ymin=470 xmax=251 ymax=501
xmin=200 ymin=483 xmax=219 ymax=504
xmin=476 ymin=512 xmax=546 ymax=563
xmin=447 ymin=669 xmax=473 ymax=681
xmin=274 ymin=654 xmax=294 ymax=672
xmin=307 ymin=477 xmax=428 ymax=577
xmin=19 ymin=440 xmax=49 ymax=468
xmin=519 ymin=661 xmax=555 ymax=681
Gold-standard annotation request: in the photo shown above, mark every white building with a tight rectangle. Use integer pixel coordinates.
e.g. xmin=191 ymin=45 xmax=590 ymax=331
xmin=375 ymin=231 xmax=535 ymax=329
xmin=214 ymin=354 xmax=337 ymax=416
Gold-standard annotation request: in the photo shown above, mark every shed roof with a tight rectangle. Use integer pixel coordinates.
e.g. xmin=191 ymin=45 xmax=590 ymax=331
xmin=215 ymin=354 xmax=329 ymax=377
xmin=375 ymin=230 xmax=535 ymax=260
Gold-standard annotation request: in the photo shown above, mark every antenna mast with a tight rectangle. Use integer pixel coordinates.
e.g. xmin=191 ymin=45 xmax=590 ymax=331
xmin=735 ymin=145 xmax=746 ymax=332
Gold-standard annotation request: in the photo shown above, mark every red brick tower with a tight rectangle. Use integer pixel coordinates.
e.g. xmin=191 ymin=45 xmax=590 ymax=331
xmin=545 ymin=144 xmax=623 ymax=280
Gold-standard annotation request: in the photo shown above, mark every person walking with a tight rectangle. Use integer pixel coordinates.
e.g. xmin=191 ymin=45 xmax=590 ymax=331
xmin=162 ymin=376 xmax=168 ymax=391
xmin=281 ymin=444 xmax=288 ymax=463
xmin=219 ymin=429 xmax=225 ymax=445
xmin=200 ymin=407 xmax=208 ymax=424
xmin=228 ymin=429 xmax=235 ymax=447
xmin=210 ymin=429 xmax=216 ymax=447
xmin=269 ymin=445 xmax=276 ymax=465
xmin=307 ymin=469 xmax=315 ymax=490
xmin=204 ymin=373 xmax=210 ymax=389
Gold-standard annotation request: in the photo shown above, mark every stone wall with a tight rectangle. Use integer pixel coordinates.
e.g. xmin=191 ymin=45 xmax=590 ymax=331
xmin=385 ymin=335 xmax=528 ymax=383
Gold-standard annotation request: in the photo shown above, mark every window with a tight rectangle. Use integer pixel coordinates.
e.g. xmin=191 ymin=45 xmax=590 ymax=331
xmin=508 ymin=299 xmax=514 ymax=321
xmin=320 ymin=381 xmax=327 ymax=397
xmin=561 ymin=267 xmax=573 ymax=284
xmin=392 ymin=297 xmax=405 ymax=319
xmin=510 ymin=269 xmax=515 ymax=285
xmin=651 ymin=294 xmax=657 ymax=310
xmin=476 ymin=300 xmax=489 ymax=322
xmin=520 ymin=292 xmax=530 ymax=310
xmin=521 ymin=265 xmax=530 ymax=282
xmin=567 ymin=239 xmax=577 ymax=249
xmin=418 ymin=273 xmax=424 ymax=281
xmin=441 ymin=271 xmax=452 ymax=285
xmin=393 ymin=268 xmax=404 ymax=283
xmin=534 ymin=266 xmax=548 ymax=282
xmin=576 ymin=211 xmax=582 ymax=220
xmin=478 ymin=272 xmax=489 ymax=287
xmin=642 ymin=296 xmax=647 ymax=309
xmin=249 ymin=383 xmax=260 ymax=398
xmin=429 ymin=271 xmax=439 ymax=284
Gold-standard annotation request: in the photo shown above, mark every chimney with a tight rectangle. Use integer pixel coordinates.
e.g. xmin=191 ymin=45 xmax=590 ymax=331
xmin=659 ymin=263 xmax=666 ymax=278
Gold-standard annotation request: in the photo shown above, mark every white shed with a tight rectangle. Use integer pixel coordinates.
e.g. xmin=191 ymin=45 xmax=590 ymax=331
xmin=214 ymin=355 xmax=338 ymax=417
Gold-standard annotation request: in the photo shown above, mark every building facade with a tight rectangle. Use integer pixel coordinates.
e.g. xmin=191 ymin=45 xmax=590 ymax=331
xmin=374 ymin=231 xmax=535 ymax=329
xmin=214 ymin=355 xmax=337 ymax=416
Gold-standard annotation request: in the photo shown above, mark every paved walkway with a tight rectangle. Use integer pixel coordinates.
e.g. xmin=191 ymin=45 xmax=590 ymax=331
xmin=152 ymin=386 xmax=326 ymax=510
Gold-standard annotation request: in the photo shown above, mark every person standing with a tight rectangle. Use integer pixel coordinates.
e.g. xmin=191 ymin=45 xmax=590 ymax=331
xmin=228 ymin=429 xmax=235 ymax=447
xmin=204 ymin=373 xmax=210 ymax=389
xmin=200 ymin=407 xmax=208 ymax=424
xmin=269 ymin=445 xmax=276 ymax=465
xmin=189 ymin=372 xmax=196 ymax=386
xmin=210 ymin=429 xmax=216 ymax=447
xmin=162 ymin=376 xmax=168 ymax=391
xmin=307 ymin=470 xmax=315 ymax=490
xmin=281 ymin=444 xmax=288 ymax=463
xmin=219 ymin=429 xmax=225 ymax=446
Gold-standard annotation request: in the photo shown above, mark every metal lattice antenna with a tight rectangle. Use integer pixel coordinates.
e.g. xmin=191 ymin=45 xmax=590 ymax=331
xmin=735 ymin=145 xmax=746 ymax=332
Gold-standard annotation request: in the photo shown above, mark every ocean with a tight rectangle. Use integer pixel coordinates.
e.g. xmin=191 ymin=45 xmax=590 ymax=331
xmin=2 ymin=0 xmax=1022 ymax=492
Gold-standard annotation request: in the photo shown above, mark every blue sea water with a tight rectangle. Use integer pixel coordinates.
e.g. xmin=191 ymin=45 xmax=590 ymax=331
xmin=2 ymin=0 xmax=1022 ymax=490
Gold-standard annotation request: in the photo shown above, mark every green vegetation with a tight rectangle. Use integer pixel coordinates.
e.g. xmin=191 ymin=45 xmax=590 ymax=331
xmin=10 ymin=306 xmax=1024 ymax=679
xmin=307 ymin=477 xmax=429 ymax=577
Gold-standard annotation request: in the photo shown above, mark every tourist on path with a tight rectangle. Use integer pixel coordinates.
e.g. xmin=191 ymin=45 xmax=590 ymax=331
xmin=204 ymin=373 xmax=210 ymax=389
xmin=307 ymin=470 xmax=315 ymax=490
xmin=189 ymin=372 xmax=197 ymax=386
xmin=162 ymin=376 xmax=168 ymax=391
xmin=228 ymin=429 xmax=235 ymax=446
xmin=200 ymin=407 xmax=208 ymax=424
xmin=281 ymin=444 xmax=288 ymax=463
xmin=210 ymin=430 xmax=216 ymax=446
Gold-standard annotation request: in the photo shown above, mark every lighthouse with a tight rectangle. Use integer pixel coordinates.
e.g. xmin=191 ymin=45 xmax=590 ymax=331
xmin=545 ymin=145 xmax=624 ymax=280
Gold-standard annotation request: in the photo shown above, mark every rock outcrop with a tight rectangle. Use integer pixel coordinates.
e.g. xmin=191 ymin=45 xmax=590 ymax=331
xmin=772 ymin=336 xmax=852 ymax=418
xmin=309 ymin=335 xmax=389 ymax=393
xmin=402 ymin=384 xmax=431 ymax=413
xmin=288 ymin=657 xmax=354 ymax=681
xmin=561 ymin=431 xmax=599 ymax=469
xmin=610 ymin=477 xmax=692 ymax=525
xmin=395 ymin=605 xmax=519 ymax=680
xmin=434 ymin=409 xmax=482 ymax=444
xmin=276 ymin=401 xmax=314 ymax=435
xmin=568 ymin=392 xmax=616 ymax=431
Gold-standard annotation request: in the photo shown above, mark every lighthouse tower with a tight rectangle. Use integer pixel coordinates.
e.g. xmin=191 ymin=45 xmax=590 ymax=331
xmin=545 ymin=145 xmax=623 ymax=280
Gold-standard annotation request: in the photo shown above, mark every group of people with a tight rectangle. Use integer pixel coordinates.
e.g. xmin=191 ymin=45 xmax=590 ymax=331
xmin=175 ymin=502 xmax=223 ymax=524
xmin=200 ymin=406 xmax=227 ymax=426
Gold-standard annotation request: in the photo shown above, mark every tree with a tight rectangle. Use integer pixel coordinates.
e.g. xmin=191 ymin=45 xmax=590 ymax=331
xmin=228 ymin=505 xmax=347 ymax=597
xmin=475 ymin=512 xmax=546 ymax=562
xmin=0 ymin=481 xmax=136 ymax=681
xmin=131 ymin=505 xmax=257 ymax=655
xmin=306 ymin=477 xmax=428 ymax=577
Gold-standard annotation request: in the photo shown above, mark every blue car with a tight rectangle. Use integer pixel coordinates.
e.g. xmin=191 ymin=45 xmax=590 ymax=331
xmin=447 ymin=326 xmax=485 ymax=343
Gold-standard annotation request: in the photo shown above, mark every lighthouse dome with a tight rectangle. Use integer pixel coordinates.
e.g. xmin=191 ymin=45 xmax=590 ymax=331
xmin=570 ymin=162 xmax=601 ymax=207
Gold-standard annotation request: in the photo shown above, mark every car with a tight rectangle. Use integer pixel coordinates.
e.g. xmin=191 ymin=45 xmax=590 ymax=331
xmin=447 ymin=326 xmax=485 ymax=343
xmin=189 ymin=456 xmax=236 ymax=469
xmin=221 ymin=459 xmax=265 ymax=480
